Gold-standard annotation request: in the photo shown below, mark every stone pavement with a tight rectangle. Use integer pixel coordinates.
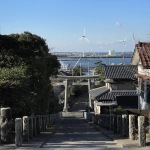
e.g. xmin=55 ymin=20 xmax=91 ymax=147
xmin=70 ymin=92 xmax=89 ymax=112
xmin=85 ymin=119 xmax=150 ymax=148
xmin=0 ymin=92 xmax=150 ymax=149
xmin=41 ymin=112 xmax=122 ymax=149
xmin=71 ymin=93 xmax=150 ymax=149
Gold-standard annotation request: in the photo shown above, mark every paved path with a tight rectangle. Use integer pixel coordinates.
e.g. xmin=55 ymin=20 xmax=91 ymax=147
xmin=1 ymin=92 xmax=150 ymax=150
xmin=70 ymin=92 xmax=89 ymax=112
xmin=41 ymin=112 xmax=122 ymax=150
xmin=40 ymin=92 xmax=150 ymax=150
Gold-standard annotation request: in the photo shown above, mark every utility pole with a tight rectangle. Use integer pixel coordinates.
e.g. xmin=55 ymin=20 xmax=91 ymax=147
xmin=88 ymin=61 xmax=90 ymax=76
xmin=80 ymin=63 xmax=82 ymax=76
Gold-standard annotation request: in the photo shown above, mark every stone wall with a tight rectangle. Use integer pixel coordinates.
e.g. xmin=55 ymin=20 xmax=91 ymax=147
xmin=0 ymin=107 xmax=62 ymax=147
xmin=92 ymin=113 xmax=147 ymax=147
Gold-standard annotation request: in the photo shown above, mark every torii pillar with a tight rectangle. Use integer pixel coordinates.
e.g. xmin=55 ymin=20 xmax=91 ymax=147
xmin=88 ymin=79 xmax=92 ymax=109
xmin=63 ymin=79 xmax=68 ymax=112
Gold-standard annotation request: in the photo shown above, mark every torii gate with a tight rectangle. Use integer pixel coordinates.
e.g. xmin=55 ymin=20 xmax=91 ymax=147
xmin=54 ymin=75 xmax=100 ymax=112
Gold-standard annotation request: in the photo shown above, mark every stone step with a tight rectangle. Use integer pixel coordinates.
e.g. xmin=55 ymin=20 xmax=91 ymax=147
xmin=62 ymin=111 xmax=84 ymax=118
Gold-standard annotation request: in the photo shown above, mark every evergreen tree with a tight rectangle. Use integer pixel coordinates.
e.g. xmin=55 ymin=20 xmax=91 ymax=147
xmin=0 ymin=32 xmax=60 ymax=117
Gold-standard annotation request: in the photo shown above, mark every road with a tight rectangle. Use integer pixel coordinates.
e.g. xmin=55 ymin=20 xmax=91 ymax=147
xmin=40 ymin=93 xmax=118 ymax=149
xmin=41 ymin=112 xmax=122 ymax=150
xmin=1 ymin=93 xmax=149 ymax=150
xmin=39 ymin=93 xmax=149 ymax=150
xmin=70 ymin=92 xmax=89 ymax=112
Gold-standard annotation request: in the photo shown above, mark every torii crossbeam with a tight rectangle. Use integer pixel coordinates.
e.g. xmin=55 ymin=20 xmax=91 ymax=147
xmin=52 ymin=75 xmax=100 ymax=112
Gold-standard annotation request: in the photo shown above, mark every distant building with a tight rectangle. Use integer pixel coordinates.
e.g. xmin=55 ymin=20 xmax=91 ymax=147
xmin=108 ymin=50 xmax=116 ymax=56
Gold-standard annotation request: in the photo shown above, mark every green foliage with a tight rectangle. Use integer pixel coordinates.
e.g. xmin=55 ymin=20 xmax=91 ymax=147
xmin=0 ymin=67 xmax=26 ymax=84
xmin=113 ymin=106 xmax=123 ymax=115
xmin=60 ymin=85 xmax=87 ymax=101
xmin=0 ymin=32 xmax=60 ymax=118
xmin=94 ymin=62 xmax=105 ymax=87
xmin=71 ymin=65 xmax=83 ymax=76
xmin=0 ymin=67 xmax=31 ymax=117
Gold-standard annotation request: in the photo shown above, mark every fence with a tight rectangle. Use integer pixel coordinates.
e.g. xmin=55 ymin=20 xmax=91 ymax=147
xmin=91 ymin=113 xmax=150 ymax=147
xmin=0 ymin=107 xmax=62 ymax=147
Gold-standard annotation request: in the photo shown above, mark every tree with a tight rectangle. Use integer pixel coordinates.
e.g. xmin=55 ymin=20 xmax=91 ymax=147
xmin=0 ymin=32 xmax=60 ymax=117
xmin=71 ymin=65 xmax=83 ymax=76
xmin=94 ymin=61 xmax=105 ymax=87
xmin=0 ymin=66 xmax=30 ymax=117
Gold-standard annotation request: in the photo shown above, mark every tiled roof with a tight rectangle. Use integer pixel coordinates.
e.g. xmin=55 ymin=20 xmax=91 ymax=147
xmin=103 ymin=65 xmax=137 ymax=79
xmin=136 ymin=42 xmax=150 ymax=67
xmin=89 ymin=86 xmax=110 ymax=100
xmin=96 ymin=90 xmax=137 ymax=101
xmin=97 ymin=92 xmax=114 ymax=100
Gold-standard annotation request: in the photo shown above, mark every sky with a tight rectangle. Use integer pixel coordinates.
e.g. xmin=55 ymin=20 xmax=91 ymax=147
xmin=1 ymin=0 xmax=150 ymax=53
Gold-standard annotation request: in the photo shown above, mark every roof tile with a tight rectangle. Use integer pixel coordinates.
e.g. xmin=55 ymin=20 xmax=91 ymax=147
xmin=96 ymin=91 xmax=137 ymax=101
xmin=89 ymin=86 xmax=109 ymax=100
xmin=136 ymin=42 xmax=150 ymax=67
xmin=103 ymin=65 xmax=137 ymax=79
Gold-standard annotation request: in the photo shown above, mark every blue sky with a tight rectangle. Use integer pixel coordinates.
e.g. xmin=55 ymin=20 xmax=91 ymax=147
xmin=1 ymin=0 xmax=150 ymax=53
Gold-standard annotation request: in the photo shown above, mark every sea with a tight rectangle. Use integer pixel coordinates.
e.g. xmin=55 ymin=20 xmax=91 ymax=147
xmin=57 ymin=52 xmax=132 ymax=75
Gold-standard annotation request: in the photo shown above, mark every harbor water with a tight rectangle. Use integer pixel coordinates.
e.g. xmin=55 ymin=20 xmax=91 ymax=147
xmin=58 ymin=57 xmax=131 ymax=68
xmin=58 ymin=57 xmax=132 ymax=76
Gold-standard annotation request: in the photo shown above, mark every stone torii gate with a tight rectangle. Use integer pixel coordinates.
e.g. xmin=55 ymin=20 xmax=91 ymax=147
xmin=55 ymin=75 xmax=100 ymax=112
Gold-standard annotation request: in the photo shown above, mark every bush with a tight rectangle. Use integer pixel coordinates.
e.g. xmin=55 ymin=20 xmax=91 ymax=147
xmin=113 ymin=106 xmax=123 ymax=115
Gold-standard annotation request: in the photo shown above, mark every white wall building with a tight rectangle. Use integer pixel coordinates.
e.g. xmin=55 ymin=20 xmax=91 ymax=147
xmin=131 ymin=42 xmax=150 ymax=109
xmin=108 ymin=50 xmax=116 ymax=56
